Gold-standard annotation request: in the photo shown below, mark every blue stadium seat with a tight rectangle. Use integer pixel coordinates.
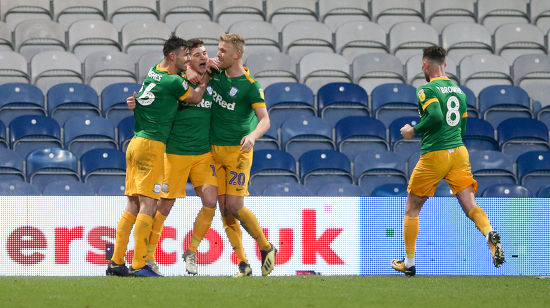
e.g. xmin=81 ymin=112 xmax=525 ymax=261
xmin=247 ymin=184 xmax=261 ymax=196
xmin=0 ymin=148 xmax=25 ymax=182
xmin=371 ymin=83 xmax=418 ymax=127
xmin=0 ymin=180 xmax=40 ymax=196
xmin=26 ymin=148 xmax=79 ymax=190
xmin=117 ymin=115 xmax=134 ymax=152
xmin=463 ymin=118 xmax=498 ymax=151
xmin=101 ymin=82 xmax=141 ymax=125
xmin=263 ymin=182 xmax=314 ymax=196
xmin=460 ymin=85 xmax=479 ymax=118
xmin=264 ymin=82 xmax=316 ymax=129
xmin=42 ymin=180 xmax=95 ymax=196
xmin=281 ymin=115 xmax=335 ymax=160
xmin=97 ymin=177 xmax=126 ymax=196
xmin=478 ymin=85 xmax=532 ymax=128
xmin=0 ymin=120 xmax=6 ymax=148
xmin=389 ymin=117 xmax=422 ymax=153
xmin=9 ymin=115 xmax=62 ymax=158
xmin=354 ymin=150 xmax=407 ymax=195
xmin=317 ymin=82 xmax=369 ymax=126
xmin=537 ymin=185 xmax=550 ymax=198
xmin=64 ymin=116 xmax=117 ymax=158
xmin=517 ymin=151 xmax=550 ymax=194
xmin=434 ymin=181 xmax=454 ymax=197
xmin=469 ymin=150 xmax=517 ymax=193
xmin=0 ymin=83 xmax=45 ymax=125
xmin=299 ymin=150 xmax=352 ymax=191
xmin=47 ymin=83 xmax=100 ymax=126
xmin=316 ymin=183 xmax=366 ymax=197
xmin=481 ymin=184 xmax=531 ymax=198
xmin=255 ymin=124 xmax=279 ymax=150
xmin=335 ymin=116 xmax=389 ymax=160
xmin=250 ymin=149 xmax=298 ymax=193
xmin=81 ymin=148 xmax=126 ymax=190
xmin=498 ymin=118 xmax=549 ymax=162
xmin=371 ymin=183 xmax=408 ymax=197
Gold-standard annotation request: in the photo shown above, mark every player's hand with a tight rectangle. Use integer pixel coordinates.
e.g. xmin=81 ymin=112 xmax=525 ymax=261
xmin=126 ymin=92 xmax=137 ymax=110
xmin=400 ymin=124 xmax=416 ymax=139
xmin=207 ymin=58 xmax=220 ymax=73
xmin=240 ymin=134 xmax=255 ymax=152
xmin=187 ymin=68 xmax=201 ymax=84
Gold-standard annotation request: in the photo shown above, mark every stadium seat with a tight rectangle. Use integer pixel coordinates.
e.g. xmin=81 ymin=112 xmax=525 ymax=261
xmin=481 ymin=184 xmax=531 ymax=198
xmin=138 ymin=52 xmax=164 ymax=84
xmin=352 ymin=53 xmax=405 ymax=94
xmin=53 ymin=0 xmax=106 ymax=30
xmin=424 ymin=0 xmax=476 ymax=33
xmin=498 ymin=118 xmax=549 ymax=162
xmin=281 ymin=115 xmax=335 ymax=160
xmin=512 ymin=54 xmax=550 ymax=109
xmin=389 ymin=22 xmax=438 ymax=63
xmin=335 ymin=116 xmax=388 ymax=159
xmin=318 ymin=83 xmax=369 ymax=126
xmin=459 ymin=54 xmax=513 ymax=96
xmin=335 ymin=21 xmax=388 ymax=62
xmin=264 ymin=82 xmax=316 ymax=130
xmin=494 ymin=23 xmax=546 ymax=65
xmin=64 ymin=116 xmax=118 ymax=159
xmin=517 ymin=151 xmax=550 ymax=194
xmin=299 ymin=52 xmax=352 ymax=94
xmin=0 ymin=51 xmax=29 ymax=84
xmin=531 ymin=0 xmax=550 ymax=34
xmin=462 ymin=118 xmax=498 ymax=151
xmin=478 ymin=85 xmax=532 ymax=128
xmin=316 ymin=183 xmax=367 ymax=197
xmin=85 ymin=51 xmax=137 ymax=94
xmin=434 ymin=181 xmax=454 ymax=197
xmin=117 ymin=116 xmax=134 ymax=152
xmin=31 ymin=51 xmax=83 ymax=94
xmin=460 ymin=86 xmax=479 ymax=118
xmin=0 ymin=148 xmax=25 ymax=182
xmin=406 ymin=54 xmax=458 ymax=89
xmin=250 ymin=149 xmax=298 ymax=193
xmin=101 ymin=83 xmax=141 ymax=125
xmin=266 ymin=0 xmax=317 ymax=31
xmin=228 ymin=21 xmax=280 ymax=55
xmin=0 ymin=22 xmax=11 ymax=51
xmin=26 ymin=147 xmax=79 ymax=190
xmin=213 ymin=0 xmax=265 ymax=30
xmin=160 ymin=0 xmax=212 ymax=30
xmin=441 ymin=23 xmax=493 ymax=64
xmin=47 ymin=83 xmax=100 ymax=126
xmin=97 ymin=178 xmax=126 ymax=196
xmin=81 ymin=148 xmax=126 ymax=190
xmin=371 ymin=0 xmax=423 ymax=32
xmin=255 ymin=124 xmax=279 ymax=150
xmin=371 ymin=183 xmax=408 ymax=197
xmin=262 ymin=182 xmax=314 ymax=196
xmin=107 ymin=0 xmax=159 ymax=31
xmin=354 ymin=150 xmax=407 ymax=195
xmin=0 ymin=120 xmax=6 ymax=148
xmin=0 ymin=83 xmax=46 ymax=126
xmin=14 ymin=20 xmax=65 ymax=61
xmin=389 ymin=117 xmax=421 ymax=153
xmin=68 ymin=19 xmax=121 ymax=62
xmin=42 ymin=180 xmax=95 ymax=196
xmin=282 ymin=21 xmax=334 ymax=63
xmin=9 ymin=115 xmax=62 ymax=158
xmin=299 ymin=149 xmax=352 ymax=191
xmin=469 ymin=150 xmax=517 ymax=194
xmin=122 ymin=20 xmax=171 ymax=62
xmin=3 ymin=0 xmax=52 ymax=33
xmin=245 ymin=52 xmax=297 ymax=88
xmin=175 ymin=21 xmax=224 ymax=57
xmin=371 ymin=83 xmax=417 ymax=127
xmin=536 ymin=184 xmax=550 ymax=198
xmin=0 ymin=180 xmax=40 ymax=196
xmin=477 ymin=0 xmax=529 ymax=33
xmin=318 ymin=0 xmax=370 ymax=31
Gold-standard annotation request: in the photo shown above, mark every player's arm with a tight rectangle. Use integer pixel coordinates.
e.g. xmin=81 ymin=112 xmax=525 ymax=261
xmin=240 ymin=106 xmax=270 ymax=152
xmin=177 ymin=74 xmax=209 ymax=105
xmin=412 ymin=102 xmax=443 ymax=134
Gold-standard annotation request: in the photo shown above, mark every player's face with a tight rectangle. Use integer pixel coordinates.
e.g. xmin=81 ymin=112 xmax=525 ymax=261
xmin=217 ymin=41 xmax=238 ymax=70
xmin=174 ymin=47 xmax=190 ymax=74
xmin=189 ymin=45 xmax=208 ymax=74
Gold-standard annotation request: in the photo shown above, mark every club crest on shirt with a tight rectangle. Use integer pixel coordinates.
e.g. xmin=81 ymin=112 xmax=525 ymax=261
xmin=207 ymin=86 xmax=213 ymax=95
xmin=418 ymin=89 xmax=426 ymax=102
xmin=229 ymin=87 xmax=239 ymax=97
xmin=182 ymin=80 xmax=188 ymax=90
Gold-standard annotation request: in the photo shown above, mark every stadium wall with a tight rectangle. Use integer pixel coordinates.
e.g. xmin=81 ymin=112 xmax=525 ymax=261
xmin=1 ymin=196 xmax=548 ymax=276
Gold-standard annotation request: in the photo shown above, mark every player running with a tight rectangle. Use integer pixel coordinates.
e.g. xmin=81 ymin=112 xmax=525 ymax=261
xmin=106 ymin=35 xmax=208 ymax=277
xmin=391 ymin=46 xmax=504 ymax=276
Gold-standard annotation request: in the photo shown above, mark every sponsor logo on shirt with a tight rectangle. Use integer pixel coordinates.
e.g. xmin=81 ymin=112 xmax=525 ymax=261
xmin=212 ymin=88 xmax=236 ymax=111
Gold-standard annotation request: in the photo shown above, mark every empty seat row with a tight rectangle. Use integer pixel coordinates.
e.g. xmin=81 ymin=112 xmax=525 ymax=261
xmin=0 ymin=179 xmax=125 ymax=196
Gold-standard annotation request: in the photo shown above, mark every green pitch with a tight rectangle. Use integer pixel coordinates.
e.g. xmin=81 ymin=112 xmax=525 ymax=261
xmin=2 ymin=276 xmax=549 ymax=307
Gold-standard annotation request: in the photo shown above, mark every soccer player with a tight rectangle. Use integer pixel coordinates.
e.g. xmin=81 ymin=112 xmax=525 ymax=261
xmin=391 ymin=46 xmax=505 ymax=276
xmin=106 ymin=35 xmax=208 ymax=277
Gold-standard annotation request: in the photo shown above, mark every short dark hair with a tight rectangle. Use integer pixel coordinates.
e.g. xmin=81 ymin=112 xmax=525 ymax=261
xmin=187 ymin=38 xmax=205 ymax=51
xmin=163 ymin=34 xmax=187 ymax=57
xmin=423 ymin=46 xmax=447 ymax=65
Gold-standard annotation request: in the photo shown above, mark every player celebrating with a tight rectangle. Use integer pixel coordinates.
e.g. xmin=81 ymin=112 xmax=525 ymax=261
xmin=391 ymin=46 xmax=504 ymax=276
xmin=106 ymin=35 xmax=208 ymax=277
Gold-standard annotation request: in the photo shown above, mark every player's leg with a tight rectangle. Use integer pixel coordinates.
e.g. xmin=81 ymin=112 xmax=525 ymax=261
xmin=107 ymin=196 xmax=139 ymax=276
xmin=145 ymin=198 xmax=174 ymax=275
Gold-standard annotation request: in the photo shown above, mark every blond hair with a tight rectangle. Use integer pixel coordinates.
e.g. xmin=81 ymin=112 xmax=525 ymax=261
xmin=219 ymin=33 xmax=245 ymax=53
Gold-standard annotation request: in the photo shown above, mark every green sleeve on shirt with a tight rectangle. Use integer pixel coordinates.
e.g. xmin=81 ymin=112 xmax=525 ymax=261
xmin=413 ymin=102 xmax=443 ymax=135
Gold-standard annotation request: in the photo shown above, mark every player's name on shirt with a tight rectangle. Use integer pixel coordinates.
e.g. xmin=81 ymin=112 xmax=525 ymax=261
xmin=435 ymin=86 xmax=463 ymax=94
xmin=147 ymin=69 xmax=163 ymax=82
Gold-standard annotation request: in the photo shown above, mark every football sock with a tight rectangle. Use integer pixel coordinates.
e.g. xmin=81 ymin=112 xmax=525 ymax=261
xmin=111 ymin=211 xmax=136 ymax=265
xmin=236 ymin=207 xmax=271 ymax=251
xmin=404 ymin=215 xmax=419 ymax=261
xmin=222 ymin=212 xmax=248 ymax=264
xmin=189 ymin=206 xmax=215 ymax=252
xmin=132 ymin=214 xmax=154 ymax=270
xmin=468 ymin=206 xmax=493 ymax=237
xmin=405 ymin=257 xmax=415 ymax=268
xmin=146 ymin=211 xmax=167 ymax=261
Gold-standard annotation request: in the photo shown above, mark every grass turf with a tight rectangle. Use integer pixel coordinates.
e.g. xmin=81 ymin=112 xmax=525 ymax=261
xmin=1 ymin=276 xmax=549 ymax=307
